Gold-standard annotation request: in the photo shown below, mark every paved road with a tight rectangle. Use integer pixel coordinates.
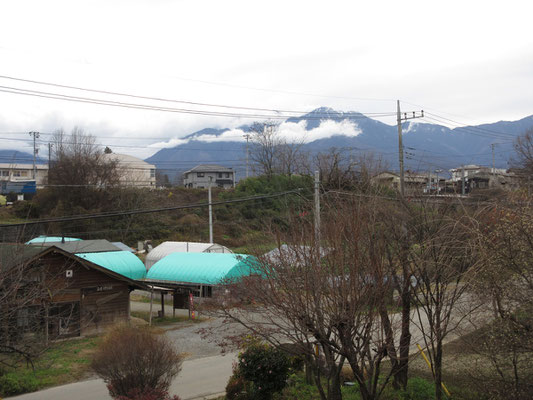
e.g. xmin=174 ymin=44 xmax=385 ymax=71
xmin=9 ymin=352 xmax=236 ymax=400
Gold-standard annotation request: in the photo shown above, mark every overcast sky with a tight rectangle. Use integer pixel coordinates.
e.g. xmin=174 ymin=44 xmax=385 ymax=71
xmin=1 ymin=0 xmax=532 ymax=159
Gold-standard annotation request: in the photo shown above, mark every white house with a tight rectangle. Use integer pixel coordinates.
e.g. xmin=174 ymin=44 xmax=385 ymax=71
xmin=183 ymin=164 xmax=235 ymax=189
xmin=102 ymin=153 xmax=156 ymax=188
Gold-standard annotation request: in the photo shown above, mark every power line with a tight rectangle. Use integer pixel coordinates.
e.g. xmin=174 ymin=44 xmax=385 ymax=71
xmin=0 ymin=188 xmax=303 ymax=228
xmin=0 ymin=85 xmax=397 ymax=120
xmin=0 ymin=75 xmax=397 ymax=116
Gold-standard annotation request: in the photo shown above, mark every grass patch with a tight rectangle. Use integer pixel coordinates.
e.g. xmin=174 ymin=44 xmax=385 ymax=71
xmin=130 ymin=310 xmax=207 ymax=326
xmin=0 ymin=336 xmax=101 ymax=397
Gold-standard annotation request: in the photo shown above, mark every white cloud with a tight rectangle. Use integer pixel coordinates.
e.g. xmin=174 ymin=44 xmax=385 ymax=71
xmin=191 ymin=128 xmax=247 ymax=143
xmin=278 ymin=120 xmax=361 ymax=143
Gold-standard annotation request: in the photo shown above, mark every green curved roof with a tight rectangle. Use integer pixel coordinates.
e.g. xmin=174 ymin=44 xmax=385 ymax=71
xmin=76 ymin=251 xmax=146 ymax=280
xmin=146 ymin=253 xmax=257 ymax=284
xmin=27 ymin=236 xmax=82 ymax=244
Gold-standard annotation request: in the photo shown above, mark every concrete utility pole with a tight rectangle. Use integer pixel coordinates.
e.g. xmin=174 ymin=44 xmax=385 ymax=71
xmin=435 ymin=169 xmax=443 ymax=194
xmin=491 ymin=143 xmax=496 ymax=187
xmin=29 ymin=131 xmax=40 ymax=179
xmin=396 ymin=101 xmax=423 ymax=196
xmin=314 ymin=170 xmax=320 ymax=243
xmin=208 ymin=176 xmax=213 ymax=243
xmin=461 ymin=166 xmax=466 ymax=196
xmin=243 ymin=133 xmax=251 ymax=178
xmin=48 ymin=143 xmax=53 ymax=169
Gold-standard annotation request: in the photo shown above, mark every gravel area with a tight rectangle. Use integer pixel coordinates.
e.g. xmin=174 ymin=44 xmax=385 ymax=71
xmin=130 ymin=300 xmax=246 ymax=360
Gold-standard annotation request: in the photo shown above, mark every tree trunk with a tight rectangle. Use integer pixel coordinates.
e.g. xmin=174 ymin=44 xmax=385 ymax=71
xmin=435 ymin=339 xmax=443 ymax=400
xmin=394 ymin=283 xmax=412 ymax=390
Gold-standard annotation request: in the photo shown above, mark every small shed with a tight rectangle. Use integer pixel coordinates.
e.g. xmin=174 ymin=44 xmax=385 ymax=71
xmin=26 ymin=236 xmax=82 ymax=244
xmin=76 ymin=251 xmax=147 ymax=280
xmin=145 ymin=241 xmax=233 ymax=270
xmin=146 ymin=253 xmax=257 ymax=286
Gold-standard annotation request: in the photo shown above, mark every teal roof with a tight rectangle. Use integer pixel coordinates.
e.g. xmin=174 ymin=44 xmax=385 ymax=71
xmin=27 ymin=236 xmax=82 ymax=244
xmin=76 ymin=251 xmax=146 ymax=280
xmin=146 ymin=253 xmax=258 ymax=285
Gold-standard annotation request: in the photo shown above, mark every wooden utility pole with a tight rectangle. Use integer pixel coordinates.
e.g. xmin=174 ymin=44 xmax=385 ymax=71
xmin=396 ymin=101 xmax=423 ymax=196
xmin=243 ymin=133 xmax=251 ymax=178
xmin=314 ymin=170 xmax=320 ymax=243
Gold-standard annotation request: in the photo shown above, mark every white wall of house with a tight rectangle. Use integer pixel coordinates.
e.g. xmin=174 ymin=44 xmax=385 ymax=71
xmin=0 ymin=164 xmax=48 ymax=188
xmin=183 ymin=170 xmax=235 ymax=189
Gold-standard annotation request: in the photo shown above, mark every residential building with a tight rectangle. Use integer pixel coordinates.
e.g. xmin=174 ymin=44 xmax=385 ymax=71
xmin=0 ymin=163 xmax=48 ymax=188
xmin=449 ymin=165 xmax=518 ymax=190
xmin=371 ymin=171 xmax=443 ymax=193
xmin=183 ymin=164 xmax=235 ymax=189
xmin=102 ymin=153 xmax=156 ymax=188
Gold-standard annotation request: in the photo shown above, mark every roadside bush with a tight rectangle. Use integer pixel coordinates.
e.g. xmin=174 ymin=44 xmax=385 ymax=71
xmin=111 ymin=387 xmax=181 ymax=400
xmin=91 ymin=325 xmax=183 ymax=399
xmin=238 ymin=343 xmax=290 ymax=400
xmin=0 ymin=372 xmax=39 ymax=396
xmin=225 ymin=374 xmax=249 ymax=400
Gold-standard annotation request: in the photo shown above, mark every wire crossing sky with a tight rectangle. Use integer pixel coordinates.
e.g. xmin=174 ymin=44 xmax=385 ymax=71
xmin=0 ymin=0 xmax=532 ymax=159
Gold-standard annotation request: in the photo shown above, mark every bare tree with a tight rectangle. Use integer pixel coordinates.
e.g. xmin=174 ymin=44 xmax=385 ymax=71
xmin=462 ymin=198 xmax=533 ymax=399
xmin=204 ymin=196 xmax=402 ymax=400
xmin=248 ymin=122 xmax=307 ymax=177
xmin=313 ymin=148 xmax=361 ymax=190
xmin=513 ymin=128 xmax=533 ymax=178
xmin=407 ymin=200 xmax=480 ymax=400
xmin=49 ymin=127 xmax=120 ymax=189
xmin=249 ymin=122 xmax=281 ymax=178
xmin=0 ymin=245 xmax=75 ymax=370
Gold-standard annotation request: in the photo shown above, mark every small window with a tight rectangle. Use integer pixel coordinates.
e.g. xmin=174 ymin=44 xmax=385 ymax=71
xmin=1 ymin=170 xmax=8 ymax=177
xmin=150 ymin=169 xmax=156 ymax=178
xmin=218 ymin=173 xmax=223 ymax=178
xmin=225 ymin=172 xmax=230 ymax=178
xmin=197 ymin=172 xmax=204 ymax=178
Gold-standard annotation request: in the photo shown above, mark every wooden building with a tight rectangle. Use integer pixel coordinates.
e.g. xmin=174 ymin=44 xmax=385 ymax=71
xmin=1 ymin=244 xmax=146 ymax=342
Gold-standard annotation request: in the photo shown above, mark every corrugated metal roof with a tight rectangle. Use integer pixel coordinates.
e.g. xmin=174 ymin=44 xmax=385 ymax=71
xmin=185 ymin=164 xmax=234 ymax=173
xmin=26 ymin=236 xmax=82 ymax=244
xmin=0 ymin=244 xmax=43 ymax=272
xmin=146 ymin=253 xmax=257 ymax=285
xmin=145 ymin=241 xmax=233 ymax=270
xmin=34 ymin=239 xmax=122 ymax=254
xmin=111 ymin=242 xmax=135 ymax=252
xmin=76 ymin=251 xmax=146 ymax=280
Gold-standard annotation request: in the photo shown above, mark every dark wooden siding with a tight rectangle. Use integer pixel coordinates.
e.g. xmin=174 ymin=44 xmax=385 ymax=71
xmin=32 ymin=251 xmax=132 ymax=336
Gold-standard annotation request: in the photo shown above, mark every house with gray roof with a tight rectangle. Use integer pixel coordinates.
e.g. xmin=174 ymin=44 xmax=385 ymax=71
xmin=183 ymin=164 xmax=235 ymax=189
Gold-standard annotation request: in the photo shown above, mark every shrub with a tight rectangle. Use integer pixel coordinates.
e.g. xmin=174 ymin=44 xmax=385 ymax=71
xmin=110 ymin=386 xmax=181 ymax=400
xmin=225 ymin=374 xmax=249 ymax=400
xmin=91 ymin=325 xmax=183 ymax=399
xmin=0 ymin=372 xmax=39 ymax=396
xmin=238 ymin=343 xmax=290 ymax=400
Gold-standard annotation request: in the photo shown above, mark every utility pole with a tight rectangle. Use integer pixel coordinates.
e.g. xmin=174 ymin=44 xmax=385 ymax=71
xmin=243 ymin=133 xmax=251 ymax=178
xmin=461 ymin=166 xmax=466 ymax=196
xmin=29 ymin=131 xmax=40 ymax=179
xmin=208 ymin=176 xmax=213 ymax=243
xmin=435 ymin=169 xmax=443 ymax=194
xmin=396 ymin=101 xmax=423 ymax=196
xmin=314 ymin=170 xmax=320 ymax=243
xmin=48 ymin=143 xmax=53 ymax=169
xmin=491 ymin=143 xmax=496 ymax=188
